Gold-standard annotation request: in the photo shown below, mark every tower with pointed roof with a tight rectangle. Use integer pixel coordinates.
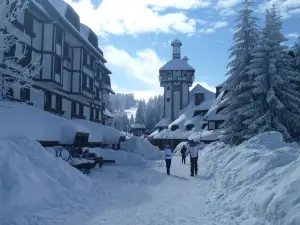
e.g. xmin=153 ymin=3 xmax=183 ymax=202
xmin=158 ymin=39 xmax=195 ymax=123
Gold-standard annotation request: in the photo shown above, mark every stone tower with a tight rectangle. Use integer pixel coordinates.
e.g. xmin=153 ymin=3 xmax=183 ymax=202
xmin=159 ymin=39 xmax=195 ymax=121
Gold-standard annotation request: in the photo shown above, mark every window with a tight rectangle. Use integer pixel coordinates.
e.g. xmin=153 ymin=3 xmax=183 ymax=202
xmin=194 ymin=93 xmax=204 ymax=106
xmin=55 ymin=26 xmax=63 ymax=46
xmin=56 ymin=96 xmax=62 ymax=111
xmin=63 ymin=43 xmax=69 ymax=59
xmin=45 ymin=92 xmax=52 ymax=108
xmin=91 ymin=108 xmax=99 ymax=120
xmin=4 ymin=43 xmax=16 ymax=58
xmin=83 ymin=51 xmax=87 ymax=64
xmin=186 ymin=124 xmax=194 ymax=131
xmin=90 ymin=55 xmax=94 ymax=66
xmin=20 ymin=87 xmax=30 ymax=101
xmin=7 ymin=88 xmax=14 ymax=98
xmin=55 ymin=56 xmax=62 ymax=83
xmin=24 ymin=10 xmax=33 ymax=34
xmin=171 ymin=125 xmax=179 ymax=131
xmin=167 ymin=87 xmax=170 ymax=90
xmin=193 ymin=110 xmax=208 ymax=117
xmin=72 ymin=102 xmax=83 ymax=116
xmin=21 ymin=45 xmax=32 ymax=67
xmin=167 ymin=98 xmax=170 ymax=102
xmin=45 ymin=92 xmax=62 ymax=111
xmin=89 ymin=78 xmax=93 ymax=90
xmin=208 ymin=121 xmax=216 ymax=130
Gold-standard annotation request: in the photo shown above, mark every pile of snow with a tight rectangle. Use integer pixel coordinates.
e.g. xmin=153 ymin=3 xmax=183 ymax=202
xmin=0 ymin=137 xmax=103 ymax=224
xmin=0 ymin=101 xmax=88 ymax=144
xmin=73 ymin=119 xmax=121 ymax=144
xmin=200 ymin=132 xmax=300 ymax=225
xmin=120 ymin=136 xmax=163 ymax=160
xmin=89 ymin=148 xmax=148 ymax=166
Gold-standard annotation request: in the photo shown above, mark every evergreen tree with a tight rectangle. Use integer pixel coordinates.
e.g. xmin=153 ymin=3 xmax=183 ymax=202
xmin=246 ymin=5 xmax=300 ymax=142
xmin=135 ymin=100 xmax=145 ymax=124
xmin=221 ymin=0 xmax=260 ymax=145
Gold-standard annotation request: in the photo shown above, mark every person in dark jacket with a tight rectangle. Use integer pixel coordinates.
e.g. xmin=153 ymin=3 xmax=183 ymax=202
xmin=187 ymin=140 xmax=199 ymax=176
xmin=180 ymin=145 xmax=187 ymax=164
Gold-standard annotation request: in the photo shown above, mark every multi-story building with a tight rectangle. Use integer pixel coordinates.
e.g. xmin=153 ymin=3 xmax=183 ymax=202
xmin=0 ymin=0 xmax=114 ymax=124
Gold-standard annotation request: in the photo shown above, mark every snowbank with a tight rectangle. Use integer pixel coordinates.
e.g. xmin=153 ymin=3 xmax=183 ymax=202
xmin=89 ymin=148 xmax=148 ymax=166
xmin=120 ymin=136 xmax=163 ymax=160
xmin=200 ymin=132 xmax=300 ymax=225
xmin=73 ymin=119 xmax=121 ymax=144
xmin=0 ymin=136 xmax=101 ymax=224
xmin=0 ymin=101 xmax=88 ymax=144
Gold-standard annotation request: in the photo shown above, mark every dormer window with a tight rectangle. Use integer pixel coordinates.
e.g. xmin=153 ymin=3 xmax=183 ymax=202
xmin=193 ymin=110 xmax=208 ymax=117
xmin=186 ymin=124 xmax=194 ymax=131
xmin=194 ymin=92 xmax=204 ymax=106
xmin=171 ymin=125 xmax=179 ymax=131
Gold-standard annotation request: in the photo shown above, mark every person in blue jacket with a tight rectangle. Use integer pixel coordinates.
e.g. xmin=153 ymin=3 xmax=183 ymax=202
xmin=164 ymin=144 xmax=173 ymax=175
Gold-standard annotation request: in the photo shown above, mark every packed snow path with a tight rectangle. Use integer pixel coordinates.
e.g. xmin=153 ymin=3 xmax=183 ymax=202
xmin=86 ymin=156 xmax=237 ymax=225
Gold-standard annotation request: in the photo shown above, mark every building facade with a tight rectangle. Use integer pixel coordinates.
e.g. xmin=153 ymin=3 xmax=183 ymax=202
xmin=158 ymin=39 xmax=195 ymax=122
xmin=0 ymin=0 xmax=114 ymax=124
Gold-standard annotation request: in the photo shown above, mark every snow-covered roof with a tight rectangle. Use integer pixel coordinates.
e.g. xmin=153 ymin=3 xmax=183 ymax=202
xmin=73 ymin=119 xmax=121 ymax=144
xmin=169 ymin=97 xmax=214 ymax=129
xmin=153 ymin=84 xmax=216 ymax=140
xmin=0 ymin=101 xmax=88 ymax=144
xmin=190 ymin=84 xmax=215 ymax=100
xmin=159 ymin=58 xmax=195 ymax=71
xmin=204 ymin=90 xmax=228 ymax=121
xmin=156 ymin=118 xmax=172 ymax=127
xmin=31 ymin=0 xmax=52 ymax=19
xmin=46 ymin=0 xmax=106 ymax=62
xmin=188 ymin=127 xmax=224 ymax=141
xmin=194 ymin=99 xmax=215 ymax=111
xmin=171 ymin=39 xmax=182 ymax=45
xmin=153 ymin=128 xmax=195 ymax=140
xmin=130 ymin=124 xmax=146 ymax=129
xmin=148 ymin=129 xmax=159 ymax=138
xmin=48 ymin=0 xmax=67 ymax=16
xmin=104 ymin=108 xmax=114 ymax=118
xmin=80 ymin=23 xmax=90 ymax=41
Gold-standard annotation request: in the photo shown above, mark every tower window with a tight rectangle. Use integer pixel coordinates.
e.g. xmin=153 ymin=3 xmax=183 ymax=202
xmin=167 ymin=98 xmax=170 ymax=102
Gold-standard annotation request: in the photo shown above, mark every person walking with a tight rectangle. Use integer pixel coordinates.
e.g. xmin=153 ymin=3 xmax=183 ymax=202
xmin=180 ymin=144 xmax=187 ymax=164
xmin=164 ymin=144 xmax=173 ymax=175
xmin=187 ymin=140 xmax=198 ymax=177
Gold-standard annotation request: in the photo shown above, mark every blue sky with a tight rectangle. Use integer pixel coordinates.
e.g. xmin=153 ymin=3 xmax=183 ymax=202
xmin=66 ymin=0 xmax=300 ymax=100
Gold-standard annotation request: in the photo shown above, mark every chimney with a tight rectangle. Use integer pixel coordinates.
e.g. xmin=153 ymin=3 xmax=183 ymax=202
xmin=183 ymin=56 xmax=189 ymax=63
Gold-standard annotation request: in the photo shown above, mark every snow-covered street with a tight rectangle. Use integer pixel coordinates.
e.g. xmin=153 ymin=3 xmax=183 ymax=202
xmin=86 ymin=156 xmax=234 ymax=225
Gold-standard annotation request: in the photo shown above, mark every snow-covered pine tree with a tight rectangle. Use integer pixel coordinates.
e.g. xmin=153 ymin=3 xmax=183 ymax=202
xmin=246 ymin=5 xmax=300 ymax=142
xmin=135 ymin=100 xmax=145 ymax=124
xmin=220 ymin=0 xmax=260 ymax=145
xmin=0 ymin=0 xmax=41 ymax=99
